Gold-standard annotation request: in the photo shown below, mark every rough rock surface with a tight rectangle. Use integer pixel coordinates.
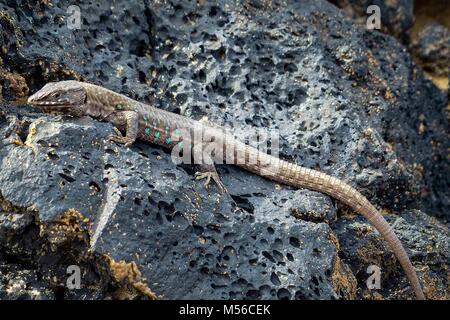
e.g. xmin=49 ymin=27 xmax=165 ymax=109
xmin=331 ymin=0 xmax=414 ymax=43
xmin=0 ymin=0 xmax=449 ymax=299
xmin=334 ymin=210 xmax=449 ymax=300
xmin=412 ymin=22 xmax=450 ymax=77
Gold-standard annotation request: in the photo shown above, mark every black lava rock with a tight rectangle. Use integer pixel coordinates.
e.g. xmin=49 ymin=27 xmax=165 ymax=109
xmin=0 ymin=0 xmax=448 ymax=300
xmin=412 ymin=22 xmax=450 ymax=77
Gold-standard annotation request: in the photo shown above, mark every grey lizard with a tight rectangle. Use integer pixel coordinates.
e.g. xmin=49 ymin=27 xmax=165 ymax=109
xmin=27 ymin=80 xmax=426 ymax=299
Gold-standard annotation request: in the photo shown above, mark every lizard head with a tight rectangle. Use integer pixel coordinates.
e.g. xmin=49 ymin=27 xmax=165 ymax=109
xmin=28 ymin=80 xmax=87 ymax=116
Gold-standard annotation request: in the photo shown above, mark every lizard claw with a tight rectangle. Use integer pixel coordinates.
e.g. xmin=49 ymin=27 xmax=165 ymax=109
xmin=195 ymin=171 xmax=226 ymax=194
xmin=107 ymin=134 xmax=134 ymax=147
xmin=107 ymin=127 xmax=135 ymax=147
xmin=195 ymin=171 xmax=212 ymax=187
xmin=112 ymin=127 xmax=122 ymax=136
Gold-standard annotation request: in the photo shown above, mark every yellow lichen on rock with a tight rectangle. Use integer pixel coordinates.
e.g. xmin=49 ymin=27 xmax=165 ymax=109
xmin=105 ymin=255 xmax=158 ymax=300
xmin=0 ymin=68 xmax=29 ymax=98
xmin=39 ymin=208 xmax=92 ymax=248
xmin=327 ymin=231 xmax=357 ymax=299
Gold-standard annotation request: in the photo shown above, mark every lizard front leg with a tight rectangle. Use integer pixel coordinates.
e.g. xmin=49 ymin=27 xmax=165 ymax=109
xmin=107 ymin=111 xmax=139 ymax=147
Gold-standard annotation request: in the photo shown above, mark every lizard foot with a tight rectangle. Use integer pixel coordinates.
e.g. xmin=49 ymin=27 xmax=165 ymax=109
xmin=108 ymin=134 xmax=134 ymax=147
xmin=195 ymin=171 xmax=226 ymax=194
xmin=108 ymin=127 xmax=134 ymax=147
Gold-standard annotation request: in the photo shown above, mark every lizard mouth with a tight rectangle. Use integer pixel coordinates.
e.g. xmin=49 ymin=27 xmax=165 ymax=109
xmin=28 ymin=100 xmax=75 ymax=106
xmin=27 ymin=99 xmax=78 ymax=111
xmin=27 ymin=101 xmax=77 ymax=115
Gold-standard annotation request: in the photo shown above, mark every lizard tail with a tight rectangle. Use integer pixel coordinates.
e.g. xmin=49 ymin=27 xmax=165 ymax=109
xmin=240 ymin=156 xmax=425 ymax=299
xmin=359 ymin=203 xmax=426 ymax=300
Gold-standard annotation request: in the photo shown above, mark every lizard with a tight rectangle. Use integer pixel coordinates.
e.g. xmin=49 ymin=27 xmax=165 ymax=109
xmin=27 ymin=80 xmax=425 ymax=300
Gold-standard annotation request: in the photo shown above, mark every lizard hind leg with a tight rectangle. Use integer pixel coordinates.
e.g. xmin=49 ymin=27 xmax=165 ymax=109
xmin=194 ymin=163 xmax=227 ymax=194
xmin=192 ymin=142 xmax=227 ymax=194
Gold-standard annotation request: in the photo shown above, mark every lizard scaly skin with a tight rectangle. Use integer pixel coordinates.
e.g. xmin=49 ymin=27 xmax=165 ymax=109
xmin=27 ymin=80 xmax=425 ymax=299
